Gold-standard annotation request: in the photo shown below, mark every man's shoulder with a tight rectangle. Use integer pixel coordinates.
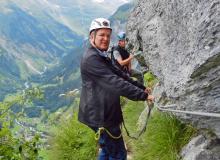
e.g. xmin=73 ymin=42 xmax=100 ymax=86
xmin=112 ymin=45 xmax=120 ymax=51
xmin=113 ymin=46 xmax=129 ymax=54
xmin=82 ymin=47 xmax=106 ymax=65
xmin=82 ymin=47 xmax=97 ymax=59
xmin=86 ymin=47 xmax=97 ymax=55
xmin=112 ymin=47 xmax=121 ymax=60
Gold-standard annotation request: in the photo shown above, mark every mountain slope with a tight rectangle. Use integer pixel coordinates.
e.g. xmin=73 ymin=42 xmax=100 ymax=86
xmin=0 ymin=4 xmax=82 ymax=58
xmin=8 ymin=0 xmax=131 ymax=36
xmin=109 ymin=2 xmax=135 ymax=42
xmin=0 ymin=3 xmax=83 ymax=78
xmin=0 ymin=47 xmax=22 ymax=100
xmin=0 ymin=2 xmax=83 ymax=100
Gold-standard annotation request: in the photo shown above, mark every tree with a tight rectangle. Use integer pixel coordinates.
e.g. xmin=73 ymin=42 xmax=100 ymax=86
xmin=0 ymin=87 xmax=43 ymax=160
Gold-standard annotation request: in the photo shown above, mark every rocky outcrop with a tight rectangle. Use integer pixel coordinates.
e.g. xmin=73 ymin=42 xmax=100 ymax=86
xmin=181 ymin=134 xmax=220 ymax=160
xmin=127 ymin=0 xmax=220 ymax=159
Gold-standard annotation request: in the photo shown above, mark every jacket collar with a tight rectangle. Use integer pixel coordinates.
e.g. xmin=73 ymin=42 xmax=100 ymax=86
xmin=90 ymin=45 xmax=108 ymax=58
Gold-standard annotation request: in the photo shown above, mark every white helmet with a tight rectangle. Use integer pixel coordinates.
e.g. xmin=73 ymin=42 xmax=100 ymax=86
xmin=89 ymin=18 xmax=112 ymax=33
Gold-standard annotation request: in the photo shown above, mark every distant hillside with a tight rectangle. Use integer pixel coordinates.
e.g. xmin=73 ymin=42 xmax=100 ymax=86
xmin=0 ymin=47 xmax=22 ymax=100
xmin=6 ymin=0 xmax=131 ymax=36
xmin=109 ymin=2 xmax=135 ymax=42
xmin=30 ymin=44 xmax=86 ymax=115
xmin=0 ymin=2 xmax=83 ymax=100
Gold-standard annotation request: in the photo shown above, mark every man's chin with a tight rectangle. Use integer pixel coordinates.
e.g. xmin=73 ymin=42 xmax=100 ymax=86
xmin=99 ymin=47 xmax=108 ymax=51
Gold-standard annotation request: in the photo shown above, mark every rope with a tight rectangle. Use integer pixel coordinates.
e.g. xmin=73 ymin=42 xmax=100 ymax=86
xmin=123 ymin=102 xmax=153 ymax=140
xmin=156 ymin=104 xmax=220 ymax=118
xmin=94 ymin=102 xmax=220 ymax=141
xmin=122 ymin=101 xmax=154 ymax=140
xmin=121 ymin=102 xmax=220 ymax=140
xmin=94 ymin=102 xmax=153 ymax=141
xmin=95 ymin=127 xmax=122 ymax=141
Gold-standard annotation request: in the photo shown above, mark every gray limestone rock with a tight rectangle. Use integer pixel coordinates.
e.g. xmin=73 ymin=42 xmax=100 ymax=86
xmin=127 ymin=0 xmax=220 ymax=136
xmin=181 ymin=134 xmax=220 ymax=160
xmin=127 ymin=0 xmax=220 ymax=158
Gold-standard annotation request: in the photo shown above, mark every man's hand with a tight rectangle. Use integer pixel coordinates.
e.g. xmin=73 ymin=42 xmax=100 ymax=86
xmin=144 ymin=87 xmax=152 ymax=94
xmin=147 ymin=95 xmax=154 ymax=108
xmin=147 ymin=95 xmax=154 ymax=101
xmin=129 ymin=54 xmax=134 ymax=60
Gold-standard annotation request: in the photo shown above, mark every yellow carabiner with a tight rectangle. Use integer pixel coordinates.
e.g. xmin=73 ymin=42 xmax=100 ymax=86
xmin=95 ymin=127 xmax=105 ymax=141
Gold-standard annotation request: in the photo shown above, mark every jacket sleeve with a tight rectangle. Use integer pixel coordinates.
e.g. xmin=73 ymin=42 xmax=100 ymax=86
xmin=110 ymin=50 xmax=146 ymax=90
xmin=83 ymin=55 xmax=148 ymax=101
xmin=110 ymin=62 xmax=146 ymax=90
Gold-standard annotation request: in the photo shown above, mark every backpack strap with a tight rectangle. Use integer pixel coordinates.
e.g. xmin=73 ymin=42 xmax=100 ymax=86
xmin=110 ymin=46 xmax=115 ymax=61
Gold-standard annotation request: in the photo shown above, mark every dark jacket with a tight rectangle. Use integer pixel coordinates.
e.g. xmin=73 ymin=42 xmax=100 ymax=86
xmin=114 ymin=45 xmax=130 ymax=60
xmin=78 ymin=46 xmax=148 ymax=128
xmin=113 ymin=45 xmax=130 ymax=73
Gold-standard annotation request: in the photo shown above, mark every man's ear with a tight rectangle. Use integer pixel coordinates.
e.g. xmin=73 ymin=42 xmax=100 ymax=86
xmin=90 ymin=32 xmax=95 ymax=41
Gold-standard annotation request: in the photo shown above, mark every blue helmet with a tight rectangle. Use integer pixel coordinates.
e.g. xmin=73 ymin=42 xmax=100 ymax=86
xmin=117 ymin=31 xmax=126 ymax=40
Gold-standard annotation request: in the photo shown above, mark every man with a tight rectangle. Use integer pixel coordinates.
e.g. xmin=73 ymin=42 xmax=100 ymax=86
xmin=113 ymin=31 xmax=144 ymax=84
xmin=78 ymin=18 xmax=154 ymax=160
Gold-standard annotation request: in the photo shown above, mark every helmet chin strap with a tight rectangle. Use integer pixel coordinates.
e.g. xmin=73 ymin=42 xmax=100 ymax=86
xmin=93 ymin=30 xmax=97 ymax=46
xmin=90 ymin=30 xmax=97 ymax=48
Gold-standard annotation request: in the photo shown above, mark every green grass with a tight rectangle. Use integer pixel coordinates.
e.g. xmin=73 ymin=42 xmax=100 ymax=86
xmin=48 ymin=112 xmax=97 ymax=160
xmin=144 ymin=72 xmax=158 ymax=88
xmin=123 ymin=100 xmax=145 ymax=132
xmin=39 ymin=149 xmax=50 ymax=160
xmin=10 ymin=124 xmax=21 ymax=133
xmin=123 ymin=105 xmax=196 ymax=160
xmin=121 ymin=72 xmax=196 ymax=160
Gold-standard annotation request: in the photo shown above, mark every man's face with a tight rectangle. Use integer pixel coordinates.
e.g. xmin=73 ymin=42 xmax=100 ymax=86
xmin=91 ymin=28 xmax=111 ymax=51
xmin=118 ymin=40 xmax=126 ymax=48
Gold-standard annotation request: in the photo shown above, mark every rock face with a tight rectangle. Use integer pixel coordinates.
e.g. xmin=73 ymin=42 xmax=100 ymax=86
xmin=127 ymin=0 xmax=220 ymax=158
xmin=127 ymin=0 xmax=220 ymax=135
xmin=180 ymin=134 xmax=220 ymax=160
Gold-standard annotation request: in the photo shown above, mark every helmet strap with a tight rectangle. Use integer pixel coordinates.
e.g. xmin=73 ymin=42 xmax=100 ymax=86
xmin=89 ymin=30 xmax=97 ymax=49
xmin=93 ymin=30 xmax=97 ymax=46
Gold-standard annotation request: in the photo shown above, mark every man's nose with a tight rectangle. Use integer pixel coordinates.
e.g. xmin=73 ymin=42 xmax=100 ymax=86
xmin=103 ymin=35 xmax=110 ymax=41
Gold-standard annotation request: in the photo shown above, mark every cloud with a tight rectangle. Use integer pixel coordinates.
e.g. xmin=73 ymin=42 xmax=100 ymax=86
xmin=92 ymin=0 xmax=105 ymax=3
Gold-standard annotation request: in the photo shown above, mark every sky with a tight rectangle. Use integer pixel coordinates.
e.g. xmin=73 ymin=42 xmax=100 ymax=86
xmin=92 ymin=0 xmax=129 ymax=3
